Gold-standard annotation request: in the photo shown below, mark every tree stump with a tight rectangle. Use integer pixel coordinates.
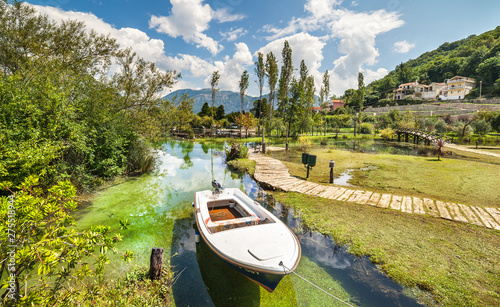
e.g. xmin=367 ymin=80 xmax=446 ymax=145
xmin=149 ymin=247 xmax=163 ymax=280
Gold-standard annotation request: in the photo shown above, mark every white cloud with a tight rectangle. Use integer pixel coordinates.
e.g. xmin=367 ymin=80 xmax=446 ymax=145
xmin=329 ymin=9 xmax=404 ymax=79
xmin=262 ymin=0 xmax=404 ymax=95
xmin=149 ymin=0 xmax=244 ymax=55
xmin=212 ymin=8 xmax=245 ymax=23
xmin=393 ymin=40 xmax=415 ymax=53
xmin=31 ymin=5 xmax=167 ymax=64
xmin=149 ymin=0 xmax=221 ymax=55
xmin=165 ymin=43 xmax=253 ymax=93
xmin=256 ymin=32 xmax=326 ymax=91
xmin=304 ymin=0 xmax=341 ymax=19
xmin=220 ymin=27 xmax=247 ymax=42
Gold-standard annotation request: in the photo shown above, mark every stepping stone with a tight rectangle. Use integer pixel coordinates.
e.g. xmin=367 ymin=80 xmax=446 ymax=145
xmin=390 ymin=195 xmax=402 ymax=210
xmin=377 ymin=194 xmax=392 ymax=208
xmin=412 ymin=197 xmax=425 ymax=214
xmin=366 ymin=193 xmax=381 ymax=206
xmin=337 ymin=189 xmax=355 ymax=201
xmin=457 ymin=204 xmax=483 ymax=226
xmin=484 ymin=208 xmax=500 ymax=225
xmin=356 ymin=191 xmax=373 ymax=205
xmin=423 ymin=198 xmax=439 ymax=217
xmin=436 ymin=201 xmax=452 ymax=220
xmin=471 ymin=206 xmax=500 ymax=230
xmin=446 ymin=202 xmax=468 ymax=223
xmin=401 ymin=196 xmax=412 ymax=213
xmin=347 ymin=190 xmax=364 ymax=203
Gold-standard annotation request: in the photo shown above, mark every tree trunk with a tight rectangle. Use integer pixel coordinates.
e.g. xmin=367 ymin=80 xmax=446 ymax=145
xmin=149 ymin=247 xmax=163 ymax=280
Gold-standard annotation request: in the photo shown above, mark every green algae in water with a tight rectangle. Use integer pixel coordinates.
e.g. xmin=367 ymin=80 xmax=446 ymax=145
xmin=75 ymin=141 xmax=423 ymax=306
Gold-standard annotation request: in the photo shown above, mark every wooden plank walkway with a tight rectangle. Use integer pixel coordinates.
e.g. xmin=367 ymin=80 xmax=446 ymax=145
xmin=249 ymin=152 xmax=500 ymax=231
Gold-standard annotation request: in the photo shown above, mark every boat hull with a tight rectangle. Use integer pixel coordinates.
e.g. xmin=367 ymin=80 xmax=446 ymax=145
xmin=194 ymin=188 xmax=301 ymax=293
xmin=224 ymin=258 xmax=284 ymax=292
xmin=196 ymin=221 xmax=285 ymax=292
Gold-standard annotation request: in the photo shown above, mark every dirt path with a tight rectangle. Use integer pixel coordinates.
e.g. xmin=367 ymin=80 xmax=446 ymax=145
xmin=445 ymin=143 xmax=500 ymax=158
xmin=249 ymin=151 xmax=500 ymax=231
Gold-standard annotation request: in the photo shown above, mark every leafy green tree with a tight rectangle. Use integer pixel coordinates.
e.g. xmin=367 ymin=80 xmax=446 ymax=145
xmin=198 ymin=102 xmax=211 ymax=117
xmin=0 ymin=176 xmax=132 ymax=305
xmin=210 ymin=70 xmax=220 ymax=135
xmin=251 ymin=98 xmax=269 ymax=119
xmin=255 ymin=52 xmax=266 ymax=146
xmin=215 ymin=104 xmax=225 ymax=121
xmin=239 ymin=70 xmax=249 ymax=114
xmin=277 ymin=40 xmax=293 ymax=150
xmin=265 ymin=52 xmax=279 ymax=120
xmin=476 ymin=55 xmax=500 ymax=85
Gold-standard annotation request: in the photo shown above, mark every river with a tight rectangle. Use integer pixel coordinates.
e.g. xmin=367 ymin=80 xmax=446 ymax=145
xmin=75 ymin=141 xmax=424 ymax=306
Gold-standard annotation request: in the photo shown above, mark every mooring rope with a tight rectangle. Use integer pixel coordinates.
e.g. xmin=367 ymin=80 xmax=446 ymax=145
xmin=279 ymin=262 xmax=356 ymax=307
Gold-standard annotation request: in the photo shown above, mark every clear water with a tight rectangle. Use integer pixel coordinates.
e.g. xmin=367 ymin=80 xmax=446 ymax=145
xmin=75 ymin=141 xmax=424 ymax=306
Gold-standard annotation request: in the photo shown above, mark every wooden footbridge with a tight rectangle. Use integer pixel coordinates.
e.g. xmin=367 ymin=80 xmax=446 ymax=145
xmin=395 ymin=128 xmax=451 ymax=145
xmin=248 ymin=150 xmax=500 ymax=231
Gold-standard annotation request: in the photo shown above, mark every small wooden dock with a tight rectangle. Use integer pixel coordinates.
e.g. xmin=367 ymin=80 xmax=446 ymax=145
xmin=249 ymin=151 xmax=500 ymax=231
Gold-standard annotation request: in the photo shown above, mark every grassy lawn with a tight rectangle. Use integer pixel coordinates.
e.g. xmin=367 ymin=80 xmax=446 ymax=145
xmin=272 ymin=192 xmax=500 ymax=306
xmin=269 ymin=145 xmax=500 ymax=208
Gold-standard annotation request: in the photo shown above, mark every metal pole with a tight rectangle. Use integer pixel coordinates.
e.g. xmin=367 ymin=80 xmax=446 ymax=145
xmin=330 ymin=167 xmax=333 ymax=184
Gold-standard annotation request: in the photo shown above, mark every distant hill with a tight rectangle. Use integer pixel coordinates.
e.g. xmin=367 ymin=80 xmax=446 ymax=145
xmin=365 ymin=26 xmax=500 ymax=105
xmin=163 ymin=89 xmax=269 ymax=114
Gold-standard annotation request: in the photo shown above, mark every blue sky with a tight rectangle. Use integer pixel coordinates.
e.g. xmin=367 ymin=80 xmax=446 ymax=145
xmin=27 ymin=0 xmax=500 ymax=97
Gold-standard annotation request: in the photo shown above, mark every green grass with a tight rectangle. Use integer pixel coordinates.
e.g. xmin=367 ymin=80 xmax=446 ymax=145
xmin=269 ymin=145 xmax=500 ymax=208
xmin=273 ymin=192 xmax=500 ymax=306
xmin=226 ymin=158 xmax=256 ymax=176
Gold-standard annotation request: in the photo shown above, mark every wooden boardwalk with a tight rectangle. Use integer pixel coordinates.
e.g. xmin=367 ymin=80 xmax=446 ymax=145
xmin=249 ymin=152 xmax=500 ymax=231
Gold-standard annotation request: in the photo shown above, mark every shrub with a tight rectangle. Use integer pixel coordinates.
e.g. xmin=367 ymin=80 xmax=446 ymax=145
xmin=380 ymin=127 xmax=396 ymax=140
xmin=435 ymin=119 xmax=448 ymax=134
xmin=359 ymin=123 xmax=374 ymax=134
xmin=225 ymin=143 xmax=249 ymax=161
xmin=319 ymin=137 xmax=328 ymax=145
xmin=473 ymin=119 xmax=492 ymax=136
xmin=297 ymin=136 xmax=312 ymax=151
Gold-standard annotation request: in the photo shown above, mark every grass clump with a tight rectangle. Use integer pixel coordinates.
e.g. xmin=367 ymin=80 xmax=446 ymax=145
xmin=226 ymin=159 xmax=256 ymax=176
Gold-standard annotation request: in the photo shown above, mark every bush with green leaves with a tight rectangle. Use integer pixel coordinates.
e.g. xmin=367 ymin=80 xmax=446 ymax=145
xmin=225 ymin=143 xmax=249 ymax=161
xmin=0 ymin=176 xmax=133 ymax=305
xmin=472 ymin=119 xmax=492 ymax=136
xmin=380 ymin=127 xmax=396 ymax=140
xmin=359 ymin=123 xmax=374 ymax=134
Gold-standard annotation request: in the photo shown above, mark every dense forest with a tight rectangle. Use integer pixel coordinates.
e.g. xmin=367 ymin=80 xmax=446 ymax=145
xmin=360 ymin=26 xmax=500 ymax=107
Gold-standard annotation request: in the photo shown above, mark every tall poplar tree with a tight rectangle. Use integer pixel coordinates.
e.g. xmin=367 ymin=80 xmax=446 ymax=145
xmin=255 ymin=52 xmax=266 ymax=151
xmin=320 ymin=70 xmax=330 ymax=135
xmin=265 ymin=51 xmax=279 ymax=120
xmin=239 ymin=70 xmax=249 ymax=138
xmin=210 ymin=70 xmax=220 ymax=137
xmin=357 ymin=71 xmax=365 ymax=135
xmin=277 ymin=40 xmax=293 ymax=151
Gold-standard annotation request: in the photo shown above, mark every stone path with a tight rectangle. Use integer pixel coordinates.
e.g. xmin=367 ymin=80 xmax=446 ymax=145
xmin=249 ymin=152 xmax=500 ymax=231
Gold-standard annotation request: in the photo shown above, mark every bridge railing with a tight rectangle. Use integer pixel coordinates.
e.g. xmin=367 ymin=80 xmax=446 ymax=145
xmin=396 ymin=128 xmax=451 ymax=143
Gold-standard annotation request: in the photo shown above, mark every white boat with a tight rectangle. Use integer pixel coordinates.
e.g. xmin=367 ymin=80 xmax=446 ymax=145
xmin=193 ymin=186 xmax=301 ymax=292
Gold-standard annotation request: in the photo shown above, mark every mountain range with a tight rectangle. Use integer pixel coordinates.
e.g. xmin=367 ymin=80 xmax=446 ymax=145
xmin=163 ymin=89 xmax=269 ymax=114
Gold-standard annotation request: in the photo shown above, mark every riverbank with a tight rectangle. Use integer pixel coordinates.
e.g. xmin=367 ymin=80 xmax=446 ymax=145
xmin=231 ymin=151 xmax=500 ymax=306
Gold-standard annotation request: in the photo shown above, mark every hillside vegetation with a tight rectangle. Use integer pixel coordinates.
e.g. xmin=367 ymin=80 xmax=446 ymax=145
xmin=363 ymin=26 xmax=500 ymax=106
